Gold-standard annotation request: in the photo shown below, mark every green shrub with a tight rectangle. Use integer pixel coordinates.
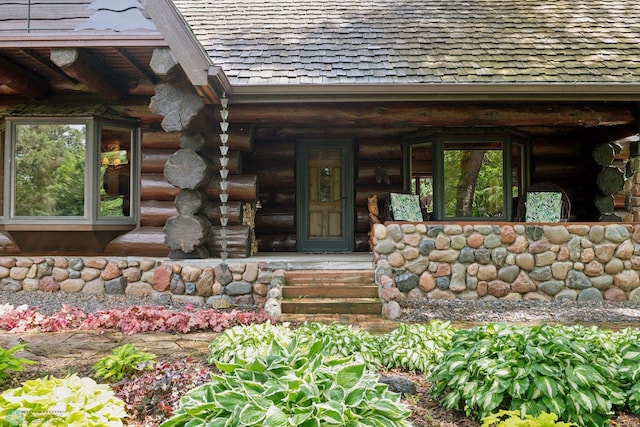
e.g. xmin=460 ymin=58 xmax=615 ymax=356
xmin=0 ymin=374 xmax=127 ymax=426
xmin=93 ymin=343 xmax=156 ymax=381
xmin=381 ymin=321 xmax=455 ymax=374
xmin=0 ymin=343 xmax=34 ymax=383
xmin=481 ymin=410 xmax=577 ymax=427
xmin=162 ymin=337 xmax=412 ymax=427
xmin=430 ymin=323 xmax=625 ymax=427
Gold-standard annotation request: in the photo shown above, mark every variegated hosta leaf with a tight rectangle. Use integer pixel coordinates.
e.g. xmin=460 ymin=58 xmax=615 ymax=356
xmin=429 ymin=323 xmax=625 ymax=427
xmin=166 ymin=335 xmax=412 ymax=427
xmin=381 ymin=321 xmax=455 ymax=375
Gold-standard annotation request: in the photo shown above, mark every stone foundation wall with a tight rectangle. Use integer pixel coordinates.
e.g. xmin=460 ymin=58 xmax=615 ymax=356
xmin=373 ymin=222 xmax=640 ymax=319
xmin=0 ymin=256 xmax=282 ymax=311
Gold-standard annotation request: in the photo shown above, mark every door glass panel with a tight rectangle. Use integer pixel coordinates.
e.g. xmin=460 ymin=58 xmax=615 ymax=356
xmin=100 ymin=126 xmax=132 ymax=217
xmin=14 ymin=124 xmax=86 ymax=217
xmin=443 ymin=142 xmax=503 ymax=218
xmin=307 ymin=148 xmax=342 ymax=240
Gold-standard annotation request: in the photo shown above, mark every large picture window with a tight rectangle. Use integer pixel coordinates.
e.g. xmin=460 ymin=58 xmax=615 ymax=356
xmin=14 ymin=123 xmax=86 ymax=217
xmin=3 ymin=116 xmax=138 ymax=228
xmin=406 ymin=130 xmax=528 ymax=221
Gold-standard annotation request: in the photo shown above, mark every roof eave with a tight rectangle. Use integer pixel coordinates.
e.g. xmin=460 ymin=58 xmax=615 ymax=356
xmin=140 ymin=0 xmax=231 ymax=103
xmin=226 ymin=83 xmax=640 ymax=103
xmin=0 ymin=33 xmax=166 ymax=48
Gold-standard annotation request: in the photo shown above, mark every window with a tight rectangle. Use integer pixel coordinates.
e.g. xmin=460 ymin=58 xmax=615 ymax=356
xmin=3 ymin=116 xmax=138 ymax=227
xmin=405 ymin=130 xmax=528 ymax=221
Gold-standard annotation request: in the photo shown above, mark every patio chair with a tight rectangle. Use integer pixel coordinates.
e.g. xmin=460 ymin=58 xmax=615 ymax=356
xmin=515 ymin=182 xmax=571 ymax=222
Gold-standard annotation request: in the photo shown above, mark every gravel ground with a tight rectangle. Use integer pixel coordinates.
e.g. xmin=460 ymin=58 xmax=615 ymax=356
xmin=399 ymin=298 xmax=640 ymax=326
xmin=0 ymin=291 xmax=193 ymax=316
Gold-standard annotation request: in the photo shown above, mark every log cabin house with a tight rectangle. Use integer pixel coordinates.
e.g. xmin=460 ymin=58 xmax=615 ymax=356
xmin=2 ymin=0 xmax=640 ymax=312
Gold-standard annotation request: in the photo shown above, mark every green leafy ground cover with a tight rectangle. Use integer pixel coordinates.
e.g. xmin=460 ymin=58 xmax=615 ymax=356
xmin=2 ymin=311 xmax=640 ymax=426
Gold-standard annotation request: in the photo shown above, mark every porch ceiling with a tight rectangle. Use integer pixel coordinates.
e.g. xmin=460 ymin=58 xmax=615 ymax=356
xmin=0 ymin=43 xmax=162 ymax=105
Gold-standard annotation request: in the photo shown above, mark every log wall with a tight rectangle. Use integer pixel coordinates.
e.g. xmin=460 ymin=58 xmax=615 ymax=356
xmin=246 ymin=123 xmax=636 ymax=253
xmin=245 ymin=137 xmax=404 ymax=252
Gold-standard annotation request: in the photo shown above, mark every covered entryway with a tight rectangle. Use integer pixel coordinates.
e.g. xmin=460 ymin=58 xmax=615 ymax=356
xmin=296 ymin=141 xmax=354 ymax=252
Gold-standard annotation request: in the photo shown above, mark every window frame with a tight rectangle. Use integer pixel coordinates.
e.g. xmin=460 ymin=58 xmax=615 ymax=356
xmin=404 ymin=129 xmax=529 ymax=221
xmin=2 ymin=115 xmax=139 ymax=229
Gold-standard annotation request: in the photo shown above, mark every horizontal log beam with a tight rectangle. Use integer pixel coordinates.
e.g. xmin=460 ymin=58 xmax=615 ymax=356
xmin=257 ymin=191 xmax=295 ymax=207
xmin=255 ymin=207 xmax=295 ymax=233
xmin=207 ymin=225 xmax=251 ymax=257
xmin=202 ymin=201 xmax=243 ymax=225
xmin=142 ymin=131 xmax=180 ymax=149
xmin=141 ymin=173 xmax=179 ymax=201
xmin=205 ymin=175 xmax=258 ymax=202
xmin=0 ymin=55 xmax=50 ymax=100
xmin=248 ymin=140 xmax=295 ymax=160
xmin=248 ymin=162 xmax=295 ymax=188
xmin=142 ymin=149 xmax=174 ymax=174
xmin=104 ymin=227 xmax=169 ymax=257
xmin=255 ymin=234 xmax=297 ymax=251
xmin=50 ymin=48 xmax=127 ymax=101
xmin=227 ymin=102 xmax=636 ymax=128
xmin=141 ymin=201 xmax=176 ymax=227
xmin=254 ymin=233 xmax=369 ymax=252
xmin=357 ymin=140 xmax=404 ymax=159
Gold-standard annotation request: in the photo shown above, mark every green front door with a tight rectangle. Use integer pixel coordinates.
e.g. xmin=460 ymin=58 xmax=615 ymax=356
xmin=296 ymin=140 xmax=353 ymax=252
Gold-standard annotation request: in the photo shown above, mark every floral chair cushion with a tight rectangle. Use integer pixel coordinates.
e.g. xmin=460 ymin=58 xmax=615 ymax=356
xmin=390 ymin=193 xmax=423 ymax=222
xmin=525 ymin=191 xmax=562 ymax=222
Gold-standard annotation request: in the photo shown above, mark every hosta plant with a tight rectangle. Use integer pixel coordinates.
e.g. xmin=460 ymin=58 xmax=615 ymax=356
xmin=93 ymin=343 xmax=156 ymax=381
xmin=0 ymin=343 xmax=34 ymax=383
xmin=481 ymin=410 xmax=577 ymax=427
xmin=381 ymin=321 xmax=455 ymax=375
xmin=618 ymin=340 xmax=640 ymax=413
xmin=295 ymin=321 xmax=384 ymax=367
xmin=0 ymin=374 xmax=127 ymax=427
xmin=208 ymin=321 xmax=383 ymax=368
xmin=207 ymin=321 xmax=294 ymax=365
xmin=430 ymin=322 xmax=626 ymax=427
xmin=162 ymin=337 xmax=412 ymax=427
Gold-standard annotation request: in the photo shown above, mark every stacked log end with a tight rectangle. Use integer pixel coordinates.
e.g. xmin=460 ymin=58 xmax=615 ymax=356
xmin=162 ymin=143 xmax=212 ymax=258
xmin=149 ymin=48 xmax=258 ymax=258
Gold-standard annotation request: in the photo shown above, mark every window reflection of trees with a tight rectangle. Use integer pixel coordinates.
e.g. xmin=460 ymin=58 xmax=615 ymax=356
xmin=407 ymin=132 xmax=527 ymax=221
xmin=14 ymin=124 xmax=86 ymax=217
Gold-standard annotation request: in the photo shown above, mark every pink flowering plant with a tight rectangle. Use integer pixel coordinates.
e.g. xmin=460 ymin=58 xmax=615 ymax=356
xmin=0 ymin=303 xmax=267 ymax=334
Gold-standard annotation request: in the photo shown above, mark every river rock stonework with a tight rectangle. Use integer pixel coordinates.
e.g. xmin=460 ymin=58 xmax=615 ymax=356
xmin=0 ymin=256 xmax=277 ymax=310
xmin=373 ymin=222 xmax=640 ymax=319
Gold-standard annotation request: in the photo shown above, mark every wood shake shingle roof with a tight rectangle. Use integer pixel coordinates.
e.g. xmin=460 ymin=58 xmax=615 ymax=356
xmin=171 ymin=0 xmax=640 ymax=87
